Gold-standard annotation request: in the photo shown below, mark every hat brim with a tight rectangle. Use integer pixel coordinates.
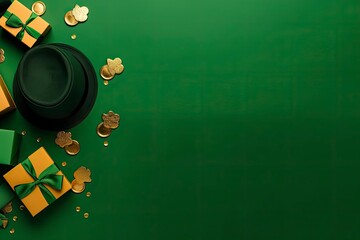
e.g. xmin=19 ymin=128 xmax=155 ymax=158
xmin=13 ymin=43 xmax=98 ymax=130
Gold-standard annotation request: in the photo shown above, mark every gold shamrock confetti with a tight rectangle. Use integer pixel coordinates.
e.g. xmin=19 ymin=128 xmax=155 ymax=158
xmin=1 ymin=218 xmax=8 ymax=229
xmin=102 ymin=111 xmax=120 ymax=129
xmin=55 ymin=131 xmax=73 ymax=148
xmin=74 ymin=166 xmax=92 ymax=183
xmin=0 ymin=49 xmax=5 ymax=63
xmin=107 ymin=58 xmax=124 ymax=76
xmin=72 ymin=5 xmax=89 ymax=22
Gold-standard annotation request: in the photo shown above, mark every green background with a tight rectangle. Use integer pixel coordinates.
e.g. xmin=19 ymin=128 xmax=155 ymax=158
xmin=1 ymin=0 xmax=360 ymax=239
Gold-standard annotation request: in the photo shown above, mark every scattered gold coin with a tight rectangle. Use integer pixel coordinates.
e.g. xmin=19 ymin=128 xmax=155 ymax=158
xmin=84 ymin=213 xmax=89 ymax=219
xmin=19 ymin=205 xmax=24 ymax=211
xmin=12 ymin=216 xmax=18 ymax=222
xmin=102 ymin=111 xmax=120 ymax=129
xmin=86 ymin=192 xmax=91 ymax=197
xmin=32 ymin=1 xmax=46 ymax=16
xmin=64 ymin=10 xmax=78 ymax=26
xmin=65 ymin=140 xmax=80 ymax=156
xmin=107 ymin=58 xmax=124 ymax=76
xmin=72 ymin=5 xmax=89 ymax=22
xmin=104 ymin=80 xmax=109 ymax=86
xmin=21 ymin=130 xmax=27 ymax=136
xmin=62 ymin=161 xmax=67 ymax=167
xmin=76 ymin=206 xmax=81 ymax=212
xmin=55 ymin=131 xmax=73 ymax=148
xmin=0 ymin=49 xmax=5 ymax=63
xmin=74 ymin=166 xmax=92 ymax=183
xmin=1 ymin=202 xmax=12 ymax=214
xmin=71 ymin=34 xmax=77 ymax=40
xmin=100 ymin=65 xmax=115 ymax=80
xmin=104 ymin=141 xmax=109 ymax=147
xmin=96 ymin=122 xmax=112 ymax=138
xmin=71 ymin=179 xmax=85 ymax=194
xmin=9 ymin=228 xmax=14 ymax=234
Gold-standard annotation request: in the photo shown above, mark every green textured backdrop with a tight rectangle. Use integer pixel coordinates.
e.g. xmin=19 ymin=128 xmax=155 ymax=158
xmin=1 ymin=0 xmax=360 ymax=239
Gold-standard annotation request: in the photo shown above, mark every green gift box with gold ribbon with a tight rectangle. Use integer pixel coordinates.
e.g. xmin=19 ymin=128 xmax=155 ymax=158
xmin=0 ymin=129 xmax=21 ymax=166
xmin=0 ymin=0 xmax=50 ymax=48
xmin=3 ymin=147 xmax=71 ymax=217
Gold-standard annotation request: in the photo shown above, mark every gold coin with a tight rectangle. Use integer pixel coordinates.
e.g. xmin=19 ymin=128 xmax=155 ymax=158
xmin=71 ymin=34 xmax=77 ymax=40
xmin=61 ymin=161 xmax=67 ymax=167
xmin=76 ymin=206 xmax=81 ymax=212
xmin=96 ymin=122 xmax=112 ymax=138
xmin=100 ymin=65 xmax=114 ymax=80
xmin=32 ymin=1 xmax=46 ymax=16
xmin=84 ymin=212 xmax=89 ymax=218
xmin=0 ymin=55 xmax=4 ymax=63
xmin=21 ymin=130 xmax=27 ymax=136
xmin=104 ymin=141 xmax=109 ymax=147
xmin=9 ymin=228 xmax=14 ymax=234
xmin=71 ymin=180 xmax=85 ymax=193
xmin=86 ymin=192 xmax=91 ymax=197
xmin=19 ymin=205 xmax=25 ymax=211
xmin=64 ymin=10 xmax=78 ymax=26
xmin=104 ymin=80 xmax=109 ymax=86
xmin=65 ymin=140 xmax=80 ymax=156
xmin=12 ymin=216 xmax=18 ymax=222
xmin=2 ymin=202 xmax=12 ymax=214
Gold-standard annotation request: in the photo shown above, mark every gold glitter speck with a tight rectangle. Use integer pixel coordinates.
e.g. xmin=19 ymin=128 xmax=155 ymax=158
xmin=62 ymin=162 xmax=67 ymax=167
xmin=12 ymin=216 xmax=18 ymax=222
xmin=76 ymin=206 xmax=81 ymax=212
xmin=21 ymin=131 xmax=26 ymax=136
xmin=104 ymin=141 xmax=109 ymax=147
xmin=84 ymin=213 xmax=89 ymax=218
xmin=71 ymin=34 xmax=77 ymax=39
xmin=104 ymin=80 xmax=109 ymax=85
xmin=9 ymin=228 xmax=15 ymax=234
xmin=86 ymin=192 xmax=91 ymax=197
xmin=19 ymin=205 xmax=24 ymax=211
xmin=36 ymin=137 xmax=41 ymax=142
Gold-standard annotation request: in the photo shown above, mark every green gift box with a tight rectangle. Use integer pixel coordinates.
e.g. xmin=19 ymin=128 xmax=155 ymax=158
xmin=0 ymin=179 xmax=14 ymax=210
xmin=0 ymin=129 xmax=22 ymax=166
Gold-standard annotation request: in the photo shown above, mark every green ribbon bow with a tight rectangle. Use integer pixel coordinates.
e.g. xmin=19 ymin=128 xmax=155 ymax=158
xmin=0 ymin=213 xmax=6 ymax=221
xmin=14 ymin=158 xmax=63 ymax=205
xmin=3 ymin=11 xmax=41 ymax=40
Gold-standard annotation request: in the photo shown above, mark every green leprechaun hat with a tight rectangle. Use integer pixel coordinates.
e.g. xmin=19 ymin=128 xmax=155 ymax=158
xmin=13 ymin=43 xmax=98 ymax=130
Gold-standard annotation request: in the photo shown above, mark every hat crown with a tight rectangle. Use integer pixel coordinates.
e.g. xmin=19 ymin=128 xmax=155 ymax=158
xmin=20 ymin=47 xmax=71 ymax=106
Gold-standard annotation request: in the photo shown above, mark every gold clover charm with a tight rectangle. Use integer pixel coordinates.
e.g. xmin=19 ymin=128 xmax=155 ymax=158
xmin=55 ymin=131 xmax=73 ymax=148
xmin=0 ymin=49 xmax=5 ymax=63
xmin=72 ymin=5 xmax=89 ymax=22
xmin=102 ymin=111 xmax=120 ymax=129
xmin=107 ymin=58 xmax=124 ymax=76
xmin=74 ymin=166 xmax=92 ymax=183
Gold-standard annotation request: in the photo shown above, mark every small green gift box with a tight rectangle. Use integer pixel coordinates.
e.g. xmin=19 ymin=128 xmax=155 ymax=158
xmin=0 ymin=129 xmax=22 ymax=166
xmin=0 ymin=180 xmax=14 ymax=210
